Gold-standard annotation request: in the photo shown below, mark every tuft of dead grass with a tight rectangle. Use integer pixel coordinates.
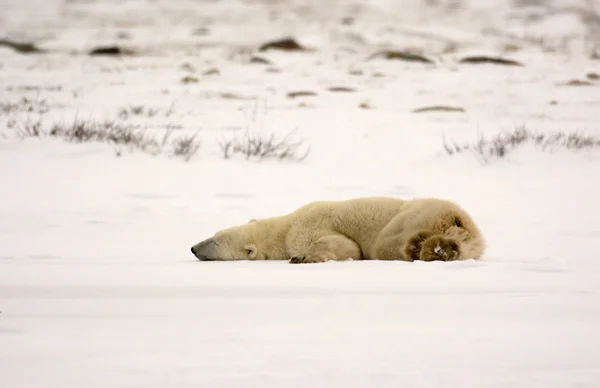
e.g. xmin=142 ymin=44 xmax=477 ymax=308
xmin=117 ymin=102 xmax=176 ymax=120
xmin=15 ymin=117 xmax=44 ymax=137
xmin=0 ymin=97 xmax=50 ymax=115
xmin=171 ymin=133 xmax=201 ymax=162
xmin=218 ymin=128 xmax=309 ymax=162
xmin=443 ymin=125 xmax=600 ymax=162
xmin=49 ymin=119 xmax=158 ymax=151
xmin=11 ymin=117 xmax=200 ymax=161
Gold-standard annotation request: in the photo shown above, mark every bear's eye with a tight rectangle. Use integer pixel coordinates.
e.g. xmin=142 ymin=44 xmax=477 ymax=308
xmin=454 ymin=218 xmax=462 ymax=228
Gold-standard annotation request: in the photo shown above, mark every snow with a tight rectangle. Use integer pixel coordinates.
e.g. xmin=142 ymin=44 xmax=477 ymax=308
xmin=1 ymin=0 xmax=600 ymax=387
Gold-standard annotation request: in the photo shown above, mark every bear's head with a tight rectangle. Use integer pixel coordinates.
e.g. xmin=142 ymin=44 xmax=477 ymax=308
xmin=191 ymin=220 xmax=261 ymax=261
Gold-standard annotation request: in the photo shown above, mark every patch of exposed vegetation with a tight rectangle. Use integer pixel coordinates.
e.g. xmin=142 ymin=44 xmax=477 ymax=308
xmin=459 ymin=56 xmax=523 ymax=66
xmin=191 ymin=27 xmax=210 ymax=36
xmin=11 ymin=117 xmax=200 ymax=161
xmin=219 ymin=92 xmax=254 ymax=100
xmin=6 ymin=85 xmax=62 ymax=92
xmin=49 ymin=120 xmax=155 ymax=148
xmin=287 ymin=91 xmax=317 ymax=99
xmin=218 ymin=128 xmax=309 ymax=162
xmin=259 ymin=38 xmax=309 ymax=52
xmin=0 ymin=97 xmax=50 ymax=115
xmin=116 ymin=31 xmax=132 ymax=40
xmin=202 ymin=68 xmax=220 ymax=76
xmin=443 ymin=126 xmax=600 ymax=162
xmin=89 ymin=45 xmax=135 ymax=56
xmin=117 ymin=103 xmax=176 ymax=120
xmin=180 ymin=63 xmax=195 ymax=72
xmin=558 ymin=79 xmax=593 ymax=86
xmin=249 ymin=56 xmax=273 ymax=65
xmin=0 ymin=38 xmax=43 ymax=54
xmin=588 ymin=73 xmax=600 ymax=81
xmin=502 ymin=42 xmax=522 ymax=53
xmin=367 ymin=50 xmax=433 ymax=64
xmin=170 ymin=133 xmax=201 ymax=162
xmin=181 ymin=76 xmax=199 ymax=84
xmin=327 ymin=86 xmax=356 ymax=93
xmin=413 ymin=105 xmax=465 ymax=113
xmin=14 ymin=117 xmax=44 ymax=137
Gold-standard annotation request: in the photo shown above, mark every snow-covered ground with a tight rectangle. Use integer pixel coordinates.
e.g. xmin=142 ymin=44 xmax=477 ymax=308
xmin=2 ymin=0 xmax=600 ymax=387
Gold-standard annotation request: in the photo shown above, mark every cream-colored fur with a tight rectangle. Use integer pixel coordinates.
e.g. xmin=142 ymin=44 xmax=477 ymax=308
xmin=190 ymin=197 xmax=486 ymax=264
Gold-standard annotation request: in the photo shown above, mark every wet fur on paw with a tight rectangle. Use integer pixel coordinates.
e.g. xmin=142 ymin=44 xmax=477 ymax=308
xmin=290 ymin=255 xmax=327 ymax=264
xmin=403 ymin=230 xmax=435 ymax=261
xmin=420 ymin=235 xmax=460 ymax=262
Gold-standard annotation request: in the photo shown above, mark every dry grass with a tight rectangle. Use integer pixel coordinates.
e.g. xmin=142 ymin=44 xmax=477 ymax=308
xmin=443 ymin=125 xmax=600 ymax=162
xmin=216 ymin=100 xmax=310 ymax=162
xmin=3 ymin=96 xmax=198 ymax=161
xmin=117 ymin=102 xmax=176 ymax=120
xmin=14 ymin=117 xmax=44 ymax=137
xmin=49 ymin=119 xmax=158 ymax=150
xmin=171 ymin=133 xmax=201 ymax=162
xmin=4 ymin=97 xmax=311 ymax=163
xmin=12 ymin=117 xmax=200 ymax=161
xmin=218 ymin=128 xmax=310 ymax=162
xmin=0 ymin=97 xmax=50 ymax=115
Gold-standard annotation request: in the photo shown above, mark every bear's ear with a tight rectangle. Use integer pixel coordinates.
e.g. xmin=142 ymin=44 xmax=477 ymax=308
xmin=243 ymin=243 xmax=258 ymax=259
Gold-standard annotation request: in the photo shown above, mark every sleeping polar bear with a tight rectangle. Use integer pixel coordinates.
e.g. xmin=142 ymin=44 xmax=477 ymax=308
xmin=191 ymin=197 xmax=486 ymax=264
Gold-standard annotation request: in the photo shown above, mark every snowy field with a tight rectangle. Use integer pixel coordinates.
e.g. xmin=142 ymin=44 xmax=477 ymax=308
xmin=2 ymin=0 xmax=600 ymax=387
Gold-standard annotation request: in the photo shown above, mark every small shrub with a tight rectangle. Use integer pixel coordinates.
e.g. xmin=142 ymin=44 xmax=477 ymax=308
xmin=443 ymin=125 xmax=600 ymax=162
xmin=218 ymin=128 xmax=309 ymax=162
xmin=49 ymin=119 xmax=161 ymax=153
xmin=17 ymin=117 xmax=44 ymax=137
xmin=116 ymin=102 xmax=176 ymax=120
xmin=0 ymin=97 xmax=50 ymax=115
xmin=171 ymin=133 xmax=201 ymax=161
xmin=117 ymin=105 xmax=158 ymax=119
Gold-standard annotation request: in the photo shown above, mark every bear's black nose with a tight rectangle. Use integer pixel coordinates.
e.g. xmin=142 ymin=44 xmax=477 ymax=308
xmin=191 ymin=247 xmax=196 ymax=255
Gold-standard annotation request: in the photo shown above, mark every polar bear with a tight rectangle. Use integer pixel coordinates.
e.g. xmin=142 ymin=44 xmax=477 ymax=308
xmin=190 ymin=197 xmax=485 ymax=264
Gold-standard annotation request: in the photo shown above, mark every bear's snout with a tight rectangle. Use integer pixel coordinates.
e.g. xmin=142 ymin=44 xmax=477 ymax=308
xmin=191 ymin=237 xmax=217 ymax=261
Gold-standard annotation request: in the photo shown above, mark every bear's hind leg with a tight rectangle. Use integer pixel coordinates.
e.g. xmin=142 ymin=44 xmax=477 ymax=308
xmin=420 ymin=235 xmax=460 ymax=262
xmin=290 ymin=234 xmax=361 ymax=264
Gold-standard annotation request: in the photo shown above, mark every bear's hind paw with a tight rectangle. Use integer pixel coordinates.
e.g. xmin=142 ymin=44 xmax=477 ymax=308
xmin=420 ymin=235 xmax=460 ymax=262
xmin=404 ymin=230 xmax=435 ymax=261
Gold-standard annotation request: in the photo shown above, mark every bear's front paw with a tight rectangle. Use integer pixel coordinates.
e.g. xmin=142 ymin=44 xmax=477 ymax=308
xmin=420 ymin=236 xmax=460 ymax=262
xmin=404 ymin=230 xmax=435 ymax=261
xmin=290 ymin=256 xmax=306 ymax=264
